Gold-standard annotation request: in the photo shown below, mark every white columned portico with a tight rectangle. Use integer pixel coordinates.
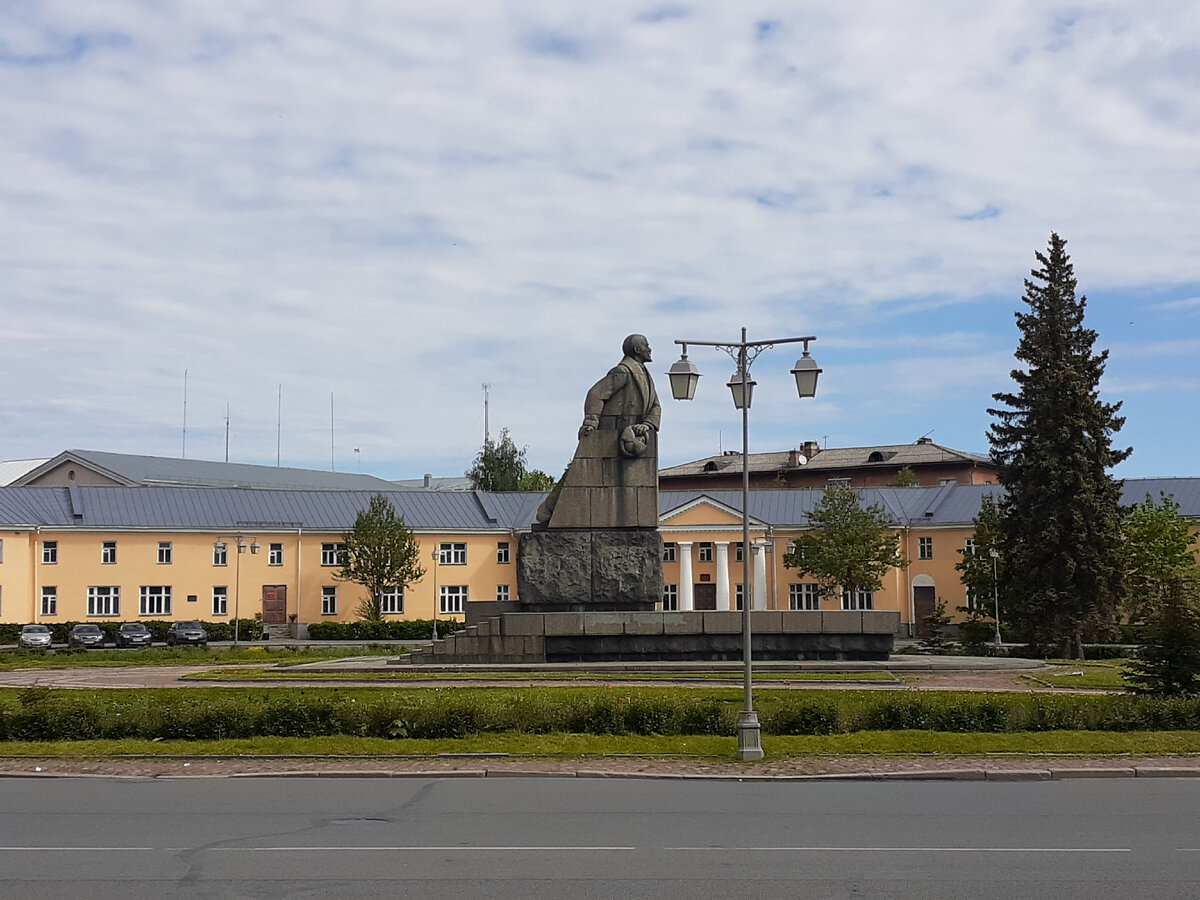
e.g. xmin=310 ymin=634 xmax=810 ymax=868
xmin=714 ymin=541 xmax=731 ymax=611
xmin=751 ymin=541 xmax=768 ymax=610
xmin=678 ymin=541 xmax=694 ymax=611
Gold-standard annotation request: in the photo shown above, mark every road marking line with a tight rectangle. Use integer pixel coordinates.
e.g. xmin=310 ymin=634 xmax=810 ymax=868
xmin=667 ymin=847 xmax=1132 ymax=853
xmin=0 ymin=847 xmax=162 ymax=852
xmin=242 ymin=846 xmax=638 ymax=852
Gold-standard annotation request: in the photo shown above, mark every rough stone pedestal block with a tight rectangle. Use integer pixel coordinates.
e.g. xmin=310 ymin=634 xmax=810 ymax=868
xmin=517 ymin=529 xmax=663 ymax=611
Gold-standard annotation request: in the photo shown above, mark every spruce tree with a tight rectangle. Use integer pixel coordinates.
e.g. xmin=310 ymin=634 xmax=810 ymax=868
xmin=986 ymin=233 xmax=1131 ymax=658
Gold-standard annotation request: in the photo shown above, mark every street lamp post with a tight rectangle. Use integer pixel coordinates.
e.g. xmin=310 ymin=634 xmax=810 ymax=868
xmin=989 ymin=547 xmax=1002 ymax=647
xmin=668 ymin=328 xmax=821 ymax=761
xmin=430 ymin=547 xmax=440 ymax=642
xmin=215 ymin=536 xmax=259 ymax=646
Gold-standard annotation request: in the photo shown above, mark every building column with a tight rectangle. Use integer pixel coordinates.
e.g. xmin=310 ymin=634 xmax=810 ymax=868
xmin=751 ymin=541 xmax=768 ymax=610
xmin=714 ymin=541 xmax=731 ymax=611
xmin=678 ymin=541 xmax=694 ymax=611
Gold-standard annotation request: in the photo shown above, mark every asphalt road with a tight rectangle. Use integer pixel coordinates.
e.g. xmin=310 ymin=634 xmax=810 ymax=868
xmin=1 ymin=777 xmax=1199 ymax=898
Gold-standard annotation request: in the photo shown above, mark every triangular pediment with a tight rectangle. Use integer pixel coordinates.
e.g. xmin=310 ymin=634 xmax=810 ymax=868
xmin=659 ymin=495 xmax=766 ymax=529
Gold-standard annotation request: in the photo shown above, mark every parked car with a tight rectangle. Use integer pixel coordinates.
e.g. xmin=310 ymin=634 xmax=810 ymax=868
xmin=18 ymin=624 xmax=53 ymax=650
xmin=115 ymin=622 xmax=154 ymax=648
xmin=165 ymin=621 xmax=208 ymax=647
xmin=68 ymin=623 xmax=107 ymax=649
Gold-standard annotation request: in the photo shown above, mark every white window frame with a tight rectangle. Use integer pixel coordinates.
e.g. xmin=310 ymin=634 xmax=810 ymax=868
xmin=212 ymin=586 xmax=228 ymax=616
xmin=735 ymin=542 xmax=746 ymax=562
xmin=789 ymin=582 xmax=821 ymax=610
xmin=734 ymin=583 xmax=745 ymax=611
xmin=321 ymin=543 xmax=345 ymax=566
xmin=918 ymin=537 xmax=933 ymax=560
xmin=381 ymin=586 xmax=404 ymax=615
xmin=439 ymin=543 xmax=467 ymax=565
xmin=661 ymin=584 xmax=679 ymax=611
xmin=213 ymin=543 xmax=228 ymax=566
xmin=43 ymin=541 xmax=58 ymax=565
xmin=496 ymin=542 xmax=511 ymax=564
xmin=440 ymin=585 xmax=467 ymax=614
xmin=321 ymin=586 xmax=337 ymax=615
xmin=41 ymin=585 xmax=57 ymax=616
xmin=496 ymin=584 xmax=510 ymax=603
xmin=0 ymin=538 xmax=4 ymax=563
xmin=268 ymin=543 xmax=284 ymax=566
xmin=158 ymin=541 xmax=173 ymax=565
xmin=964 ymin=538 xmax=976 ymax=556
xmin=841 ymin=588 xmax=874 ymax=610
xmin=101 ymin=541 xmax=117 ymax=565
xmin=662 ymin=542 xmax=677 ymax=563
xmin=87 ymin=586 xmax=120 ymax=617
xmin=139 ymin=585 xmax=172 ymax=616
xmin=697 ymin=542 xmax=713 ymax=562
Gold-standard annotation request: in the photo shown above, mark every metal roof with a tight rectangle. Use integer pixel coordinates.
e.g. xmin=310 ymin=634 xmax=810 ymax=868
xmin=12 ymin=450 xmax=402 ymax=492
xmin=0 ymin=459 xmax=48 ymax=486
xmin=0 ymin=478 xmax=1195 ymax=533
xmin=660 ymin=441 xmax=992 ymax=478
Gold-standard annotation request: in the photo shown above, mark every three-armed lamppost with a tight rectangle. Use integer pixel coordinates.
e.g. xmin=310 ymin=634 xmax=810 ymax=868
xmin=667 ymin=328 xmax=821 ymax=760
xmin=213 ymin=536 xmax=260 ymax=645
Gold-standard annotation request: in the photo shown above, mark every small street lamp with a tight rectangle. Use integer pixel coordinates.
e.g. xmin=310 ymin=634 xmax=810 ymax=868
xmin=989 ymin=547 xmax=1002 ymax=647
xmin=669 ymin=328 xmax=821 ymax=760
xmin=214 ymin=536 xmax=259 ymax=646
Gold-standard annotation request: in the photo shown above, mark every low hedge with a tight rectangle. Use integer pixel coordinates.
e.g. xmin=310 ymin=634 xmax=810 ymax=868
xmin=305 ymin=620 xmax=442 ymax=641
xmin=4 ymin=687 xmax=1200 ymax=742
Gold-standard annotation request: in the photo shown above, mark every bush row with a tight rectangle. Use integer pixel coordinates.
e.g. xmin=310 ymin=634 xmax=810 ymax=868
xmin=304 ymin=620 xmax=440 ymax=641
xmin=0 ymin=620 xmax=264 ymax=644
xmin=5 ymin=687 xmax=1200 ymax=742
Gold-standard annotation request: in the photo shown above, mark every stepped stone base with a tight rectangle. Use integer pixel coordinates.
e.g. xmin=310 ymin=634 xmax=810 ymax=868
xmin=396 ymin=610 xmax=898 ymax=665
xmin=516 ymin=529 xmax=662 ymax=612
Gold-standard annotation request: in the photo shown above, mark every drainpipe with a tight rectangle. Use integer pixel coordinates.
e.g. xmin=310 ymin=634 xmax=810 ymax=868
xmin=903 ymin=526 xmax=914 ymax=637
xmin=295 ymin=528 xmax=303 ymax=634
xmin=32 ymin=527 xmax=41 ymax=625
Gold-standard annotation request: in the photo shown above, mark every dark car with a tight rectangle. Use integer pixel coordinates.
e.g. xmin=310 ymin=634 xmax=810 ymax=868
xmin=68 ymin=624 xmax=106 ymax=649
xmin=115 ymin=622 xmax=154 ymax=648
xmin=165 ymin=621 xmax=208 ymax=647
xmin=18 ymin=624 xmax=53 ymax=650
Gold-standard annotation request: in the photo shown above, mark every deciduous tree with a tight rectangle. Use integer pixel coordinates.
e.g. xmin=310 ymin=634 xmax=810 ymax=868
xmin=783 ymin=483 xmax=908 ymax=601
xmin=1122 ymin=492 xmax=1200 ymax=621
xmin=987 ymin=233 xmax=1130 ymax=657
xmin=466 ymin=428 xmax=554 ymax=492
xmin=337 ymin=494 xmax=425 ymax=622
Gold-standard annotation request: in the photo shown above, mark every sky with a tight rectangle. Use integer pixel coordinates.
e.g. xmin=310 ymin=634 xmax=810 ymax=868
xmin=2 ymin=1 xmax=1199 ymax=482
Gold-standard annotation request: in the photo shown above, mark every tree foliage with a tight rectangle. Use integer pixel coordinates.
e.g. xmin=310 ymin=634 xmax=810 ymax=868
xmin=336 ymin=494 xmax=425 ymax=622
xmin=955 ymin=493 xmax=1003 ymax=615
xmin=783 ymin=483 xmax=909 ymax=600
xmin=1121 ymin=492 xmax=1200 ymax=621
xmin=466 ymin=428 xmax=554 ymax=492
xmin=986 ymin=233 xmax=1131 ymax=657
xmin=1124 ymin=578 xmax=1200 ymax=695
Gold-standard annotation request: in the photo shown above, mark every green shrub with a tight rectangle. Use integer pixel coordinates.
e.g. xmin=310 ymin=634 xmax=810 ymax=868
xmin=306 ymin=620 xmax=442 ymax=641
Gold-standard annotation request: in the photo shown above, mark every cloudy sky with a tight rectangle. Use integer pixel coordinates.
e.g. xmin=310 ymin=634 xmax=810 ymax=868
xmin=3 ymin=2 xmax=1198 ymax=481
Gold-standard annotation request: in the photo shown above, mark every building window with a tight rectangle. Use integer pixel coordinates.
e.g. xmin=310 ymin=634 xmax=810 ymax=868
xmin=381 ymin=586 xmax=404 ymax=615
xmin=827 ymin=477 xmax=851 ymax=487
xmin=41 ymin=586 xmax=57 ymax=616
xmin=101 ymin=541 xmax=117 ymax=564
xmin=87 ymin=586 xmax=120 ymax=617
xmin=440 ymin=585 xmax=467 ymax=614
xmin=939 ymin=478 xmax=956 ymax=486
xmin=212 ymin=586 xmax=228 ymax=616
xmin=789 ymin=583 xmax=821 ymax=610
xmin=321 ymin=586 xmax=337 ymax=615
xmin=268 ymin=543 xmax=284 ymax=566
xmin=158 ymin=542 xmax=173 ymax=564
xmin=213 ymin=542 xmax=228 ymax=566
xmin=439 ymin=542 xmax=467 ymax=565
xmin=918 ymin=537 xmax=933 ymax=560
xmin=0 ymin=538 xmax=4 ymax=563
xmin=698 ymin=542 xmax=713 ymax=563
xmin=496 ymin=584 xmax=510 ymax=602
xmin=321 ymin=543 xmax=346 ymax=566
xmin=43 ymin=541 xmax=58 ymax=565
xmin=734 ymin=583 xmax=745 ymax=611
xmin=662 ymin=542 xmax=677 ymax=563
xmin=964 ymin=538 xmax=976 ymax=556
xmin=497 ymin=542 xmax=511 ymax=564
xmin=735 ymin=542 xmax=746 ymax=562
xmin=139 ymin=585 xmax=172 ymax=616
xmin=842 ymin=588 xmax=874 ymax=610
xmin=662 ymin=584 xmax=679 ymax=611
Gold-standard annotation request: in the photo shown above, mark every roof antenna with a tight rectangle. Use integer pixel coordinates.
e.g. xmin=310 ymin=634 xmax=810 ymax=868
xmin=181 ymin=369 xmax=188 ymax=458
xmin=482 ymin=383 xmax=491 ymax=444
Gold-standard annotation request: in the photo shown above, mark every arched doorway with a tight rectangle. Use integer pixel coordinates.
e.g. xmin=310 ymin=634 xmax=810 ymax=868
xmin=912 ymin=574 xmax=937 ymax=637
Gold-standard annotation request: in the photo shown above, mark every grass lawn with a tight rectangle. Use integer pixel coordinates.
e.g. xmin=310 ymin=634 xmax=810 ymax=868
xmin=0 ymin=646 xmax=400 ymax=670
xmin=1024 ymin=661 xmax=1131 ymax=690
xmin=183 ymin=668 xmax=901 ymax=684
xmin=2 ymin=730 xmax=1200 ymax=760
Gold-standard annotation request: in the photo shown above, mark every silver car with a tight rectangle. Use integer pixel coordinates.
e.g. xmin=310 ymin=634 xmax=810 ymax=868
xmin=18 ymin=624 xmax=53 ymax=650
